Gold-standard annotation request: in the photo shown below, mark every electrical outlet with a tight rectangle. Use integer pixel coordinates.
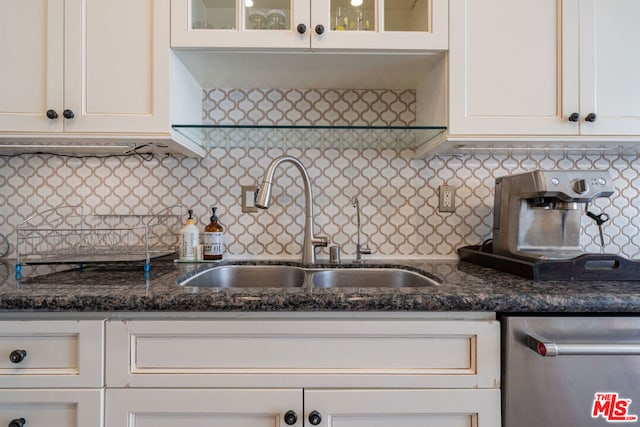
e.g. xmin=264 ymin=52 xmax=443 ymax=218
xmin=241 ymin=185 xmax=258 ymax=213
xmin=438 ymin=185 xmax=456 ymax=212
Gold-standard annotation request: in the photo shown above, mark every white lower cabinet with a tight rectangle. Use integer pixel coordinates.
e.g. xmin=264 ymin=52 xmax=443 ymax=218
xmin=106 ymin=388 xmax=499 ymax=427
xmin=106 ymin=389 xmax=301 ymax=427
xmin=0 ymin=319 xmax=105 ymax=426
xmin=105 ymin=317 xmax=501 ymax=427
xmin=0 ymin=316 xmax=501 ymax=426
xmin=306 ymin=389 xmax=500 ymax=427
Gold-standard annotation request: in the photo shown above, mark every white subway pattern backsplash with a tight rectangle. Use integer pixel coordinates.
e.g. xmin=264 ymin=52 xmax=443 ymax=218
xmin=0 ymin=88 xmax=639 ymax=260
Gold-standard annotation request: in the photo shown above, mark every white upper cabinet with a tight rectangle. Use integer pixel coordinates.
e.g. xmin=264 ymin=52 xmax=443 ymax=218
xmin=0 ymin=0 xmax=64 ymax=133
xmin=448 ymin=0 xmax=640 ymax=138
xmin=0 ymin=0 xmax=204 ymax=156
xmin=171 ymin=0 xmax=448 ymax=51
xmin=579 ymin=0 xmax=640 ymax=135
xmin=64 ymin=0 xmax=170 ymax=134
xmin=0 ymin=0 xmax=168 ymax=134
xmin=448 ymin=0 xmax=571 ymax=136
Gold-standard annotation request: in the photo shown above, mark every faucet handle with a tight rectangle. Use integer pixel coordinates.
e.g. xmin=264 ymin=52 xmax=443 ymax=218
xmin=354 ymin=243 xmax=372 ymax=264
xmin=313 ymin=236 xmax=329 ymax=248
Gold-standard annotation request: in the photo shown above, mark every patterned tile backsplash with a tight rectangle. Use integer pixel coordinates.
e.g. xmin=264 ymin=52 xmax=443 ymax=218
xmin=1 ymin=88 xmax=639 ymax=260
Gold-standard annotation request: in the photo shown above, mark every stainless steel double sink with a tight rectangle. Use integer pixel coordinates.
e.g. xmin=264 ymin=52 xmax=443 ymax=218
xmin=179 ymin=264 xmax=439 ymax=289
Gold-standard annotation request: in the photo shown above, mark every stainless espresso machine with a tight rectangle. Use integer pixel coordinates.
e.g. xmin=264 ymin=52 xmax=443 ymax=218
xmin=458 ymin=169 xmax=640 ymax=280
xmin=492 ymin=170 xmax=614 ymax=261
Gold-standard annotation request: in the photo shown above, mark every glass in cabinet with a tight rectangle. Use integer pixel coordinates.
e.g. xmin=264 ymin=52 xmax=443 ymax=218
xmin=191 ymin=0 xmax=291 ymax=31
xmin=171 ymin=0 xmax=447 ymax=50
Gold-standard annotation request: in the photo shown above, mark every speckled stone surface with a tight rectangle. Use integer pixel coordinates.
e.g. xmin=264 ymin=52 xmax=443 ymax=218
xmin=0 ymin=257 xmax=639 ymax=313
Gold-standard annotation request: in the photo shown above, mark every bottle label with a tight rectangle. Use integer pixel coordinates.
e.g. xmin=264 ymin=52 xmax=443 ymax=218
xmin=204 ymin=232 xmax=224 ymax=256
xmin=180 ymin=231 xmax=199 ymax=260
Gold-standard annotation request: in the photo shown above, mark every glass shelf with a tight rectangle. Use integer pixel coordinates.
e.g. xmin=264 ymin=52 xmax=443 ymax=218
xmin=171 ymin=125 xmax=447 ymax=151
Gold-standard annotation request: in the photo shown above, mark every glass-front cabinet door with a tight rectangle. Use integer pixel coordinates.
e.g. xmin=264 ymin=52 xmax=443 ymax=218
xmin=171 ymin=0 xmax=447 ymax=50
xmin=172 ymin=0 xmax=310 ymax=48
xmin=313 ymin=0 xmax=447 ymax=50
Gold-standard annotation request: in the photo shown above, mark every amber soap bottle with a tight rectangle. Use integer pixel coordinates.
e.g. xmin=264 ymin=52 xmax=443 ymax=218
xmin=203 ymin=207 xmax=224 ymax=260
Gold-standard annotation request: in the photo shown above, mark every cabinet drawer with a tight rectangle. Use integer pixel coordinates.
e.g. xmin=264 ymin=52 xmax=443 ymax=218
xmin=0 ymin=320 xmax=104 ymax=388
xmin=0 ymin=389 xmax=103 ymax=427
xmin=107 ymin=319 xmax=499 ymax=388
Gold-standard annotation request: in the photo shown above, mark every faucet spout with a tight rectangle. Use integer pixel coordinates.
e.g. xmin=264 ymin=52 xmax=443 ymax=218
xmin=256 ymin=156 xmax=328 ymax=264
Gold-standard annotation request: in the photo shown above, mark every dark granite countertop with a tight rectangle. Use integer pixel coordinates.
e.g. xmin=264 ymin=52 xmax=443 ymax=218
xmin=0 ymin=257 xmax=639 ymax=313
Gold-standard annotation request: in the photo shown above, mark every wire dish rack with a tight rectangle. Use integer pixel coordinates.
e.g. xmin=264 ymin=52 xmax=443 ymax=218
xmin=15 ymin=205 xmax=182 ymax=278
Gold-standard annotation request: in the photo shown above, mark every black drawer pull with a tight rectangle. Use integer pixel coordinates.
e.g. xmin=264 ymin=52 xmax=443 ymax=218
xmin=308 ymin=410 xmax=322 ymax=425
xmin=9 ymin=350 xmax=27 ymax=364
xmin=284 ymin=410 xmax=298 ymax=425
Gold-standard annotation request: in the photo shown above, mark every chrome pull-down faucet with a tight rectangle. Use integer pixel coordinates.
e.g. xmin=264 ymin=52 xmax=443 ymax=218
xmin=353 ymin=197 xmax=371 ymax=263
xmin=255 ymin=156 xmax=328 ymax=264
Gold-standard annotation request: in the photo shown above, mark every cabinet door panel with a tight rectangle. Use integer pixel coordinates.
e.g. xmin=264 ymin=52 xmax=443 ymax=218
xmin=64 ymin=0 xmax=169 ymax=133
xmin=0 ymin=0 xmax=64 ymax=132
xmin=171 ymin=0 xmax=311 ymax=49
xmin=305 ymin=389 xmax=500 ymax=427
xmin=311 ymin=0 xmax=448 ymax=51
xmin=449 ymin=0 xmax=577 ymax=135
xmin=172 ymin=0 xmax=445 ymax=51
xmin=106 ymin=389 xmax=302 ymax=427
xmin=0 ymin=389 xmax=103 ymax=427
xmin=579 ymin=0 xmax=640 ymax=135
xmin=106 ymin=319 xmax=500 ymax=389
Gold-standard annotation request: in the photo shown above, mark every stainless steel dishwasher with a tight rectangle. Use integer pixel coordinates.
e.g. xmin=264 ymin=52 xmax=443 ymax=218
xmin=503 ymin=316 xmax=640 ymax=426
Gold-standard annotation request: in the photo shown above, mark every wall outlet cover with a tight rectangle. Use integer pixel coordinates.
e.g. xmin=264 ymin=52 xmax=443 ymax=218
xmin=241 ymin=185 xmax=258 ymax=213
xmin=438 ymin=185 xmax=456 ymax=213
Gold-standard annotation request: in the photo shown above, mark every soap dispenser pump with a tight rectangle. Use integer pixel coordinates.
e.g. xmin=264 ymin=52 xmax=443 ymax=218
xmin=180 ymin=209 xmax=199 ymax=261
xmin=204 ymin=207 xmax=224 ymax=260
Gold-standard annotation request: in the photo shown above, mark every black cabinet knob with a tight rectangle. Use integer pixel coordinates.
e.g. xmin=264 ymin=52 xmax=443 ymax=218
xmin=297 ymin=23 xmax=307 ymax=34
xmin=46 ymin=109 xmax=58 ymax=119
xmin=9 ymin=350 xmax=27 ymax=364
xmin=284 ymin=410 xmax=298 ymax=425
xmin=308 ymin=410 xmax=322 ymax=425
xmin=8 ymin=418 xmax=25 ymax=427
xmin=585 ymin=112 xmax=597 ymax=122
xmin=568 ymin=112 xmax=579 ymax=122
xmin=63 ymin=109 xmax=75 ymax=119
xmin=315 ymin=24 xmax=325 ymax=35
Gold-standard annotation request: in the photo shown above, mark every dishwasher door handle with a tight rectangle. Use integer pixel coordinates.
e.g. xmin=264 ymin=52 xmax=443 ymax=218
xmin=527 ymin=333 xmax=640 ymax=356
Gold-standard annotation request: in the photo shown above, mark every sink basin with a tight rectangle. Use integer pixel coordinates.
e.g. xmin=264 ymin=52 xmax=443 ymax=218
xmin=179 ymin=265 xmax=306 ymax=288
xmin=178 ymin=264 xmax=438 ymax=289
xmin=311 ymin=268 xmax=438 ymax=288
